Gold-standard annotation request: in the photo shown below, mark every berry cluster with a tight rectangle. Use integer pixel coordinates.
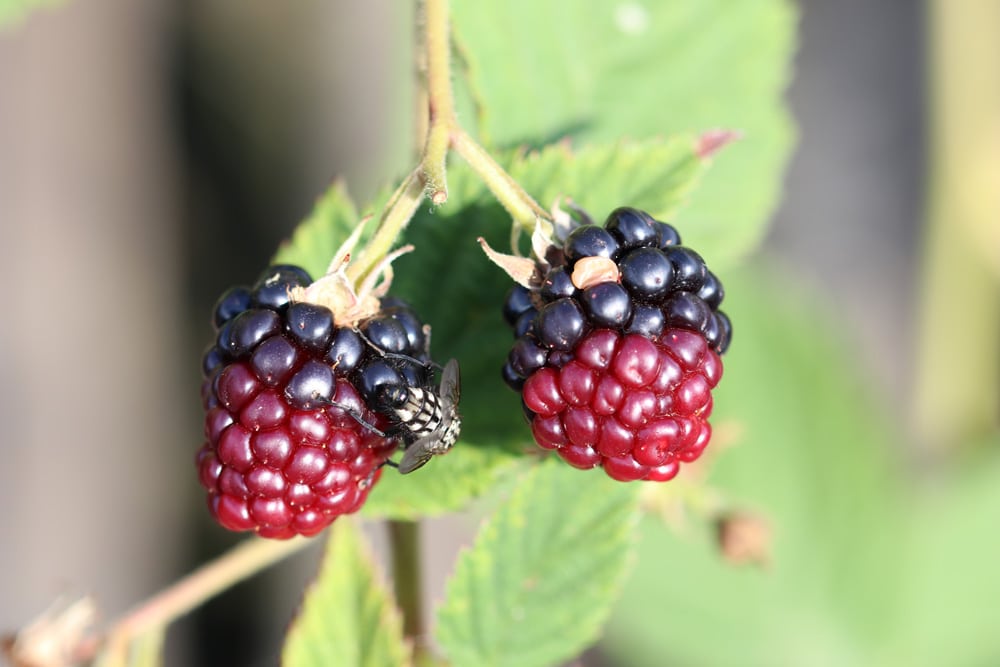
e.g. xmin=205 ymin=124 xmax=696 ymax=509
xmin=502 ymin=207 xmax=731 ymax=481
xmin=198 ymin=265 xmax=432 ymax=539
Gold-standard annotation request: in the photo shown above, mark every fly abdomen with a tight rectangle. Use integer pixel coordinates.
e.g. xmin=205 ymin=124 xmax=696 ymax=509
xmin=394 ymin=388 xmax=443 ymax=437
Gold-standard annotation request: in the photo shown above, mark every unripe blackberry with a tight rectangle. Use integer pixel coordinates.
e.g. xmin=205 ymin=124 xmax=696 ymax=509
xmin=501 ymin=207 xmax=732 ymax=482
xmin=198 ymin=265 xmax=437 ymax=538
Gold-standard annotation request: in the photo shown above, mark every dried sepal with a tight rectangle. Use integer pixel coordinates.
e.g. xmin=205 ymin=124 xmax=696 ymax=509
xmin=478 ymin=237 xmax=540 ymax=289
xmin=549 ymin=197 xmax=576 ymax=243
xmin=328 ymin=214 xmax=372 ymax=275
xmin=289 ymin=218 xmax=412 ymax=326
xmin=530 ymin=217 xmax=558 ymax=271
xmin=358 ymin=244 xmax=414 ymax=300
xmin=2 ymin=597 xmax=98 ymax=667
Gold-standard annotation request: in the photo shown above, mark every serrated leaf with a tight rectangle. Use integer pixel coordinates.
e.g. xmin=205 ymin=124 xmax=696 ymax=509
xmin=452 ymin=0 xmax=797 ymax=268
xmin=505 ymin=137 xmax=708 ymax=227
xmin=436 ymin=459 xmax=641 ymax=667
xmin=282 ymin=519 xmax=411 ymax=667
xmin=451 ymin=137 xmax=707 ymax=229
xmin=362 ymin=444 xmax=520 ymax=520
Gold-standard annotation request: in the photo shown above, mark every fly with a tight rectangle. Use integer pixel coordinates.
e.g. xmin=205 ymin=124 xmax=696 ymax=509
xmin=375 ymin=358 xmax=461 ymax=473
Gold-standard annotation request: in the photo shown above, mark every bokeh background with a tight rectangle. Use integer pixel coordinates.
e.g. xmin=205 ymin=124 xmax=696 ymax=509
xmin=1 ymin=0 xmax=997 ymax=665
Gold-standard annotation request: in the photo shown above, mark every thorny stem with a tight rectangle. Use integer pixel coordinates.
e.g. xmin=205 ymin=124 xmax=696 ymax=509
xmin=97 ymin=536 xmax=313 ymax=663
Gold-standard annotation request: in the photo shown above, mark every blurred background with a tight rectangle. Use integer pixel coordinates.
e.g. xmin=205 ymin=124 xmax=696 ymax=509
xmin=1 ymin=0 xmax=996 ymax=665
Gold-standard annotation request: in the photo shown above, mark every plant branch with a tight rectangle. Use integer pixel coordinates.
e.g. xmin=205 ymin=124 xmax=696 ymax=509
xmin=451 ymin=129 xmax=550 ymax=232
xmin=421 ymin=0 xmax=454 ymax=203
xmin=98 ymin=536 xmax=314 ymax=662
xmin=344 ymin=0 xmax=555 ymax=293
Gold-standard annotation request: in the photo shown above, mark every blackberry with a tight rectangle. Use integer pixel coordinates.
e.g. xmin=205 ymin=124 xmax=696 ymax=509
xmin=536 ymin=298 xmax=586 ymax=351
xmin=502 ymin=285 xmax=535 ymax=326
xmin=564 ymin=226 xmax=620 ymax=264
xmin=197 ymin=265 xmax=439 ymax=539
xmin=501 ymin=207 xmax=732 ymax=482
xmin=540 ymin=266 xmax=577 ymax=301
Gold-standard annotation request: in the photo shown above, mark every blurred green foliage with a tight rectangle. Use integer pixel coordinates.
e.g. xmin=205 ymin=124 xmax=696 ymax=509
xmin=0 ymin=0 xmax=59 ymax=27
xmin=605 ymin=268 xmax=1000 ymax=665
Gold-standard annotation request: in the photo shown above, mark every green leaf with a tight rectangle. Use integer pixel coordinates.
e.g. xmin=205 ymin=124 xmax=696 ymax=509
xmin=444 ymin=136 xmax=707 ymax=231
xmin=451 ymin=0 xmax=797 ymax=268
xmin=362 ymin=445 xmax=520 ymax=520
xmin=503 ymin=137 xmax=708 ymax=228
xmin=271 ymin=180 xmax=362 ymax=279
xmin=364 ymin=138 xmax=705 ymax=518
xmin=436 ymin=459 xmax=641 ymax=667
xmin=282 ymin=519 xmax=411 ymax=667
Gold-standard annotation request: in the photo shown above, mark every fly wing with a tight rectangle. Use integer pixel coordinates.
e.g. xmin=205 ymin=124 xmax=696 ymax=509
xmin=440 ymin=358 xmax=461 ymax=404
xmin=397 ymin=441 xmax=434 ymax=474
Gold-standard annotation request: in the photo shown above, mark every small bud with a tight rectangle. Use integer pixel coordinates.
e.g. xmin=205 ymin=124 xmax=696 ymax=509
xmin=715 ymin=511 xmax=771 ymax=567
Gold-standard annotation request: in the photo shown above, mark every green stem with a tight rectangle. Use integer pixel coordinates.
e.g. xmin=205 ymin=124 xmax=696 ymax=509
xmin=451 ymin=128 xmax=550 ymax=232
xmin=388 ymin=520 xmax=430 ymax=661
xmin=346 ymin=169 xmax=426 ymax=286
xmin=913 ymin=0 xmax=1000 ymax=454
xmin=421 ymin=0 xmax=454 ymax=204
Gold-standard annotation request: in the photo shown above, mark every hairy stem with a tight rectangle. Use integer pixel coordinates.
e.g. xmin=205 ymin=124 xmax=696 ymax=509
xmin=421 ymin=0 xmax=454 ymax=203
xmin=345 ymin=0 xmax=554 ymax=293
xmin=451 ymin=128 xmax=550 ymax=232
